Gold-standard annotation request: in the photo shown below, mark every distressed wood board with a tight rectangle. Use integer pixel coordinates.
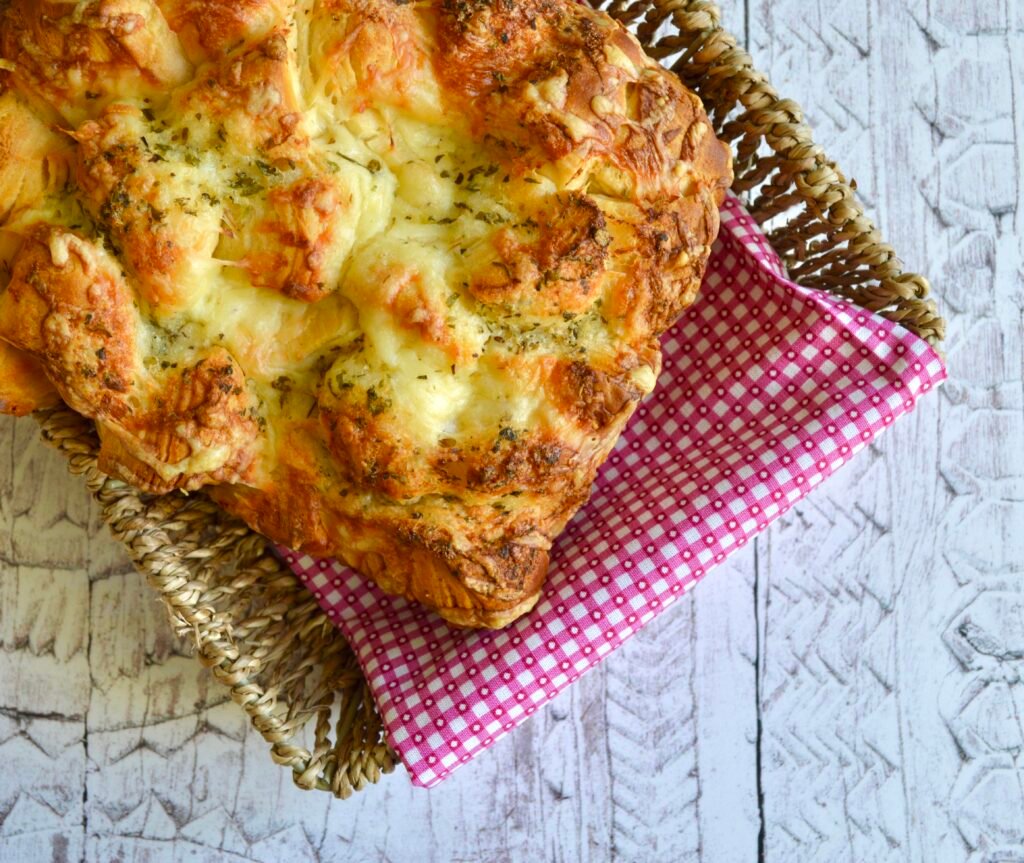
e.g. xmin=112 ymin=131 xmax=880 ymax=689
xmin=0 ymin=0 xmax=1021 ymax=860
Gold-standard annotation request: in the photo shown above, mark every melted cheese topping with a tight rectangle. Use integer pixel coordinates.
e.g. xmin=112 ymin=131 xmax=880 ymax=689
xmin=0 ymin=0 xmax=732 ymax=626
xmin=85 ymin=68 xmax=630 ymax=466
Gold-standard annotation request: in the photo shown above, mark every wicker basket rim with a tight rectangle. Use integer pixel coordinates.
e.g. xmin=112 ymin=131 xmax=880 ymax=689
xmin=30 ymin=0 xmax=944 ymax=799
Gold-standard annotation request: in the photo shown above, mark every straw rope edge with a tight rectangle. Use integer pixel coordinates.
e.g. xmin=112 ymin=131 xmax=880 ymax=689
xmin=33 ymin=407 xmax=397 ymax=799
xmin=23 ymin=0 xmax=947 ymax=801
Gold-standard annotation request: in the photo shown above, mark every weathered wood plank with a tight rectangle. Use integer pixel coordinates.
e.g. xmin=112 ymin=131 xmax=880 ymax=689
xmin=9 ymin=418 xmax=93 ymax=571
xmin=748 ymin=1 xmax=1024 ymax=861
xmin=0 ymin=713 xmax=85 ymax=863
xmin=0 ymin=418 xmax=90 ymax=862
xmin=607 ymin=550 xmax=758 ymax=863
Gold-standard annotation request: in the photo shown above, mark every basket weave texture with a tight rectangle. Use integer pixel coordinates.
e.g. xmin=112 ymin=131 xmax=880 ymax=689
xmin=32 ymin=0 xmax=945 ymax=798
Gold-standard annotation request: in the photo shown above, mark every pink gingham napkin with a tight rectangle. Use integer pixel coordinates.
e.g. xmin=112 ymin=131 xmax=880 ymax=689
xmin=279 ymin=194 xmax=946 ymax=787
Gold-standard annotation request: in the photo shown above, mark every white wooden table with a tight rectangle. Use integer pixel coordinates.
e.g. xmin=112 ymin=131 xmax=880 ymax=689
xmin=1 ymin=2 xmax=1019 ymax=861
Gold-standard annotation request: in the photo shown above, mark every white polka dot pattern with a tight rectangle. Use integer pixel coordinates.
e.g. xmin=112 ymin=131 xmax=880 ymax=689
xmin=279 ymin=195 xmax=947 ymax=788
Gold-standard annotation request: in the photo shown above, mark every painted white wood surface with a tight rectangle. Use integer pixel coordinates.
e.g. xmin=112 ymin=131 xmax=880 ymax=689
xmin=0 ymin=1 xmax=1020 ymax=860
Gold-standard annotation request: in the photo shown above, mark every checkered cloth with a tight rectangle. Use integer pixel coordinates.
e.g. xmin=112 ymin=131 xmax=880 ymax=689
xmin=280 ymin=195 xmax=946 ymax=787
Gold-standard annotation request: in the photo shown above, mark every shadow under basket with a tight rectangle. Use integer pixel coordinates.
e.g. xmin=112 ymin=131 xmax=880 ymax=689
xmin=32 ymin=0 xmax=946 ymax=798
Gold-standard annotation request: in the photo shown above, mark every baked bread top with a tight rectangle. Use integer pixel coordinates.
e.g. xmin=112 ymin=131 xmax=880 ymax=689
xmin=0 ymin=0 xmax=731 ymax=627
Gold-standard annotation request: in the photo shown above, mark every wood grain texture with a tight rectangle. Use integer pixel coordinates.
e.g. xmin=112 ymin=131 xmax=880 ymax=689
xmin=0 ymin=0 xmax=1019 ymax=859
xmin=0 ymin=415 xmax=759 ymax=862
xmin=748 ymin=1 xmax=1024 ymax=861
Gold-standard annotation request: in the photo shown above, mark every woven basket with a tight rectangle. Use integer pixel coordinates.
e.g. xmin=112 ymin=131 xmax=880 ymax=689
xmin=30 ymin=0 xmax=945 ymax=798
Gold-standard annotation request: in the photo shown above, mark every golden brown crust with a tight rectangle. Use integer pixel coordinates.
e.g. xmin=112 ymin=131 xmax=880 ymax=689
xmin=96 ymin=348 xmax=258 ymax=494
xmin=210 ymin=471 xmax=550 ymax=628
xmin=0 ymin=227 xmax=140 ymax=416
xmin=72 ymin=104 xmax=216 ymax=310
xmin=224 ymin=176 xmax=354 ymax=303
xmin=0 ymin=0 xmax=731 ymax=627
xmin=170 ymin=28 xmax=308 ymax=159
xmin=0 ymin=0 xmax=192 ymax=124
xmin=0 ymin=90 xmax=71 ymax=225
xmin=0 ymin=227 xmax=258 ymax=491
xmin=0 ymin=342 xmax=59 ymax=416
xmin=155 ymin=0 xmax=290 ymax=64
